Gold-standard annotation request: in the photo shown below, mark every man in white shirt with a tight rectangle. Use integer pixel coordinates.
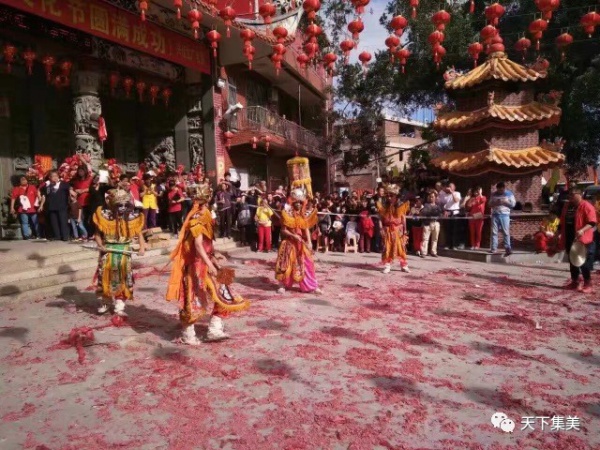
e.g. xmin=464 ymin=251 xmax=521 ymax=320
xmin=438 ymin=182 xmax=462 ymax=249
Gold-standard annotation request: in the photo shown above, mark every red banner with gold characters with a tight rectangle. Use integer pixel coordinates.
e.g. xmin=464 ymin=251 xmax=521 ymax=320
xmin=3 ymin=0 xmax=210 ymax=74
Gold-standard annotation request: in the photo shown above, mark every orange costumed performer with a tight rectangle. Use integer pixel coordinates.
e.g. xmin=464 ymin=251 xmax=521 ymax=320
xmin=166 ymin=183 xmax=249 ymax=345
xmin=377 ymin=184 xmax=410 ymax=274
xmin=275 ymin=188 xmax=322 ymax=294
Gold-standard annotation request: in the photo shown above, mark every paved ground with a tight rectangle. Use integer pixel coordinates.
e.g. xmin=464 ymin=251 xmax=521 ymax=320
xmin=0 ymin=248 xmax=599 ymax=449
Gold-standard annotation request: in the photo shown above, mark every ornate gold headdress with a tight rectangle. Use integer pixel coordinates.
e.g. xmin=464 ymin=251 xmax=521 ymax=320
xmin=290 ymin=188 xmax=307 ymax=203
xmin=384 ymin=184 xmax=400 ymax=196
xmin=105 ymin=189 xmax=132 ymax=209
xmin=191 ymin=183 xmax=213 ymax=203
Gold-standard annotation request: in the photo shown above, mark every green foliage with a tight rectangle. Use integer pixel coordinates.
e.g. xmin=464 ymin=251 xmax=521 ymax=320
xmin=319 ymin=0 xmax=600 ymax=171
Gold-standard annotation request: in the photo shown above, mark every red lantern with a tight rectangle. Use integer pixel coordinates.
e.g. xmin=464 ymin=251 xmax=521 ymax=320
xmin=480 ymin=25 xmax=498 ymax=45
xmin=348 ymin=18 xmax=364 ymax=42
xmin=188 ymin=9 xmax=202 ymax=39
xmin=224 ymin=130 xmax=234 ymax=149
xmin=432 ymin=44 xmax=446 ymax=69
xmin=514 ymin=37 xmax=531 ymax=61
xmin=306 ymin=24 xmax=323 ymax=39
xmin=580 ymin=12 xmax=600 ymax=37
xmin=162 ymin=88 xmax=172 ymax=107
xmin=488 ymin=35 xmax=505 ymax=53
xmin=241 ymin=29 xmax=256 ymax=43
xmin=469 ymin=0 xmax=475 ymax=14
xmin=358 ymin=51 xmax=371 ymax=72
xmin=468 ymin=42 xmax=483 ymax=67
xmin=173 ymin=0 xmax=182 ymax=19
xmin=303 ymin=0 xmax=321 ymax=22
xmin=263 ymin=135 xmax=271 ymax=151
xmin=259 ymin=2 xmax=277 ymax=24
xmin=139 ymin=1 xmax=148 ymax=21
xmin=304 ymin=40 xmax=319 ymax=59
xmin=219 ymin=6 xmax=237 ymax=38
xmin=109 ymin=72 xmax=120 ymax=96
xmin=529 ymin=19 xmax=548 ymax=51
xmin=123 ymin=77 xmax=134 ymax=98
xmin=555 ymin=32 xmax=573 ymax=61
xmin=351 ymin=0 xmax=370 ymax=16
xmin=206 ymin=30 xmax=222 ymax=58
xmin=273 ymin=26 xmax=288 ymax=43
xmin=22 ymin=49 xmax=36 ymax=75
xmin=251 ymin=136 xmax=258 ymax=149
xmin=396 ymin=48 xmax=410 ymax=73
xmin=297 ymin=53 xmax=310 ymax=69
xmin=340 ymin=39 xmax=355 ymax=63
xmin=273 ymin=43 xmax=287 ymax=55
xmin=390 ymin=15 xmax=408 ymax=36
xmin=60 ymin=60 xmax=72 ymax=80
xmin=3 ymin=44 xmax=17 ymax=73
xmin=432 ymin=10 xmax=451 ymax=32
xmin=243 ymin=44 xmax=256 ymax=69
xmin=323 ymin=52 xmax=337 ymax=75
xmin=428 ymin=30 xmax=445 ymax=47
xmin=149 ymin=85 xmax=160 ymax=105
xmin=42 ymin=55 xmax=55 ymax=82
xmin=271 ymin=53 xmax=283 ymax=75
xmin=536 ymin=0 xmax=560 ymax=21
xmin=136 ymin=81 xmax=146 ymax=102
xmin=484 ymin=3 xmax=505 ymax=27
xmin=385 ymin=35 xmax=401 ymax=61
xmin=409 ymin=0 xmax=419 ymax=19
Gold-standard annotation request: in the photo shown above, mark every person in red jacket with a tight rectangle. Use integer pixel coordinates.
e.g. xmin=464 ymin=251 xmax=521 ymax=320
xmin=10 ymin=176 xmax=40 ymax=240
xmin=559 ymin=187 xmax=597 ymax=293
xmin=466 ymin=186 xmax=487 ymax=249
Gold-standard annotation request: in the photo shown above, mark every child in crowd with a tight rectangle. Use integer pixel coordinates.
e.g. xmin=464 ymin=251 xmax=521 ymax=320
xmin=345 ymin=216 xmax=360 ymax=246
xmin=69 ymin=187 xmax=88 ymax=241
xmin=331 ymin=214 xmax=345 ymax=251
xmin=255 ymin=198 xmax=274 ymax=252
xmin=358 ymin=208 xmax=374 ymax=253
xmin=534 ymin=211 xmax=560 ymax=254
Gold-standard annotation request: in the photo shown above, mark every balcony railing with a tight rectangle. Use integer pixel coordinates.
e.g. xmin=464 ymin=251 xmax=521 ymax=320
xmin=236 ymin=106 xmax=324 ymax=156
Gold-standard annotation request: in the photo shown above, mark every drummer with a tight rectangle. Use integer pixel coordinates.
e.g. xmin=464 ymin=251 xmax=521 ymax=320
xmin=559 ymin=187 xmax=597 ymax=294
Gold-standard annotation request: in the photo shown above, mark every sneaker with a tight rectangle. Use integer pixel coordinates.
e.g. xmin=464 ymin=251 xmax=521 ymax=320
xmin=504 ymin=248 xmax=513 ymax=257
xmin=277 ymin=287 xmax=286 ymax=294
xmin=579 ymin=282 xmax=592 ymax=294
xmin=313 ymin=288 xmax=323 ymax=295
xmin=382 ymin=264 xmax=391 ymax=274
xmin=565 ymin=280 xmax=580 ymax=290
xmin=401 ymin=266 xmax=410 ymax=273
xmin=488 ymin=249 xmax=496 ymax=254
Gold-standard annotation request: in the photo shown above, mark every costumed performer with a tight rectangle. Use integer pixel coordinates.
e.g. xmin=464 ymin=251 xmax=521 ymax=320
xmin=93 ymin=188 xmax=146 ymax=316
xmin=166 ymin=183 xmax=249 ymax=345
xmin=378 ymin=184 xmax=410 ymax=274
xmin=274 ymin=188 xmax=322 ymax=294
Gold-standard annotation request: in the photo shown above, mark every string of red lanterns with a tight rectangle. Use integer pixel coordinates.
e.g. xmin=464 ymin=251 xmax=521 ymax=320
xmin=348 ymin=17 xmax=365 ymax=42
xmin=555 ymin=31 xmax=573 ymax=61
xmin=396 ymin=47 xmax=410 ymax=73
xmin=536 ymin=0 xmax=560 ymax=21
xmin=219 ymin=6 xmax=237 ymax=38
xmin=390 ymin=15 xmax=408 ymax=36
xmin=385 ymin=35 xmax=401 ymax=62
xmin=529 ymin=17 xmax=548 ymax=51
xmin=206 ymin=29 xmax=222 ymax=58
xmin=188 ymin=8 xmax=202 ymax=39
xmin=240 ymin=29 xmax=257 ymax=69
xmin=514 ymin=37 xmax=532 ymax=61
xmin=484 ymin=3 xmax=505 ymax=27
xmin=259 ymin=2 xmax=277 ymax=24
xmin=467 ymin=42 xmax=483 ymax=67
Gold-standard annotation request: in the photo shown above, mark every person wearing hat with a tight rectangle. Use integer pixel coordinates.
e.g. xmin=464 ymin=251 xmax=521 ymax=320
xmin=559 ymin=187 xmax=597 ymax=293
xmin=93 ymin=188 xmax=146 ymax=316
xmin=377 ymin=184 xmax=411 ymax=274
xmin=274 ymin=189 xmax=322 ymax=294
xmin=166 ymin=183 xmax=249 ymax=344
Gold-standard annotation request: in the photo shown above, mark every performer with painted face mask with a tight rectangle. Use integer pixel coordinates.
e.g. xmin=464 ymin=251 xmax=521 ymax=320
xmin=378 ymin=184 xmax=411 ymax=274
xmin=274 ymin=188 xmax=322 ymax=294
xmin=93 ymin=188 xmax=146 ymax=316
xmin=166 ymin=183 xmax=249 ymax=345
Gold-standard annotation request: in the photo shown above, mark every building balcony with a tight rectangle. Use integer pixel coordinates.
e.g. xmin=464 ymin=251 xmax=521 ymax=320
xmin=229 ymin=106 xmax=325 ymax=158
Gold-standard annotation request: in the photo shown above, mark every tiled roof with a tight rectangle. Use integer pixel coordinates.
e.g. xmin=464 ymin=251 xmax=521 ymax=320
xmin=445 ymin=52 xmax=545 ymax=90
xmin=431 ymin=146 xmax=565 ymax=176
xmin=434 ymin=102 xmax=561 ymax=132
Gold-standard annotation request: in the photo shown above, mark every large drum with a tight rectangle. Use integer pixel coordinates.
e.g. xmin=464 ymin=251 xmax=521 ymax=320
xmin=286 ymin=156 xmax=313 ymax=198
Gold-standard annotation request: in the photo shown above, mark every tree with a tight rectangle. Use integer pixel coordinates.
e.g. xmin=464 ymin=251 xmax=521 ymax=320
xmin=320 ymin=0 xmax=600 ymax=172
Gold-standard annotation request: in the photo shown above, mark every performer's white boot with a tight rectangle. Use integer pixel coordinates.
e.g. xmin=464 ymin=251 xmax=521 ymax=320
xmin=401 ymin=265 xmax=410 ymax=273
xmin=114 ymin=299 xmax=127 ymax=317
xmin=277 ymin=287 xmax=286 ymax=294
xmin=182 ymin=324 xmax=201 ymax=346
xmin=382 ymin=263 xmax=391 ymax=274
xmin=97 ymin=301 xmax=109 ymax=315
xmin=205 ymin=315 xmax=229 ymax=342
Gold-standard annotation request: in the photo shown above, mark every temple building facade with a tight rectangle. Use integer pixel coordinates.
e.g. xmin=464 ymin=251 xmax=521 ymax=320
xmin=0 ymin=0 xmax=329 ymax=202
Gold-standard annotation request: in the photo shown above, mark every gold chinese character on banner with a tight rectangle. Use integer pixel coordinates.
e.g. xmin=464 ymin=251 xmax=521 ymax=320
xmin=111 ymin=13 xmax=130 ymax=42
xmin=132 ymin=24 xmax=149 ymax=48
xmin=41 ymin=0 xmax=62 ymax=17
xmin=67 ymin=0 xmax=85 ymax=25
xmin=90 ymin=4 xmax=110 ymax=34
xmin=149 ymin=31 xmax=166 ymax=54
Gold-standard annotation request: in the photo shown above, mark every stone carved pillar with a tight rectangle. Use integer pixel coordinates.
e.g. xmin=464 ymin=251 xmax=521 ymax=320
xmin=186 ymin=84 xmax=205 ymax=169
xmin=72 ymin=71 xmax=103 ymax=170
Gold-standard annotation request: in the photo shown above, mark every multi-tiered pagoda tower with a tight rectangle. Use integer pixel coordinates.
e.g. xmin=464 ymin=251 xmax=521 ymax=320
xmin=431 ymin=36 xmax=564 ymax=214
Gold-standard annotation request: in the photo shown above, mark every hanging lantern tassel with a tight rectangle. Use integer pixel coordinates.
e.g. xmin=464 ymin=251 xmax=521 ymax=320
xmin=162 ymin=88 xmax=172 ymax=107
xmin=251 ymin=136 xmax=258 ymax=149
xmin=3 ymin=44 xmax=17 ymax=73
xmin=555 ymin=32 xmax=573 ymax=62
xmin=42 ymin=56 xmax=55 ymax=83
xmin=139 ymin=1 xmax=148 ymax=21
xmin=410 ymin=0 xmax=419 ymax=19
xmin=22 ymin=49 xmax=36 ymax=76
xmin=149 ymin=85 xmax=160 ymax=105
xmin=123 ymin=77 xmax=134 ymax=98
